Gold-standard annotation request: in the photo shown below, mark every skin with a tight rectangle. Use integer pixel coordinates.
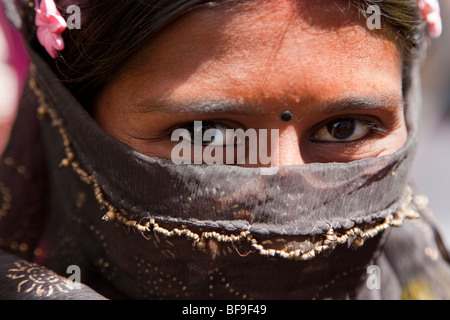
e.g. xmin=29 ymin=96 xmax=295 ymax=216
xmin=94 ymin=0 xmax=407 ymax=166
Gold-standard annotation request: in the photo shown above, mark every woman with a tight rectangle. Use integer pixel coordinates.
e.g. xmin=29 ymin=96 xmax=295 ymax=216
xmin=0 ymin=0 xmax=449 ymax=300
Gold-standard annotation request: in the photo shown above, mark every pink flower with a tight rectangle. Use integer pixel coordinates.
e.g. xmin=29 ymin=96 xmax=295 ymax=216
xmin=35 ymin=0 xmax=67 ymax=58
xmin=417 ymin=0 xmax=442 ymax=38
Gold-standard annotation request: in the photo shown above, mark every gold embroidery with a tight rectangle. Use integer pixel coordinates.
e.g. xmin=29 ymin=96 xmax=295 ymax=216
xmin=7 ymin=261 xmax=75 ymax=297
xmin=112 ymin=190 xmax=418 ymax=262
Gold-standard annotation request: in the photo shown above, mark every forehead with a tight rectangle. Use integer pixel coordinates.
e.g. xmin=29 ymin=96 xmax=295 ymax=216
xmin=120 ymin=0 xmax=402 ymax=107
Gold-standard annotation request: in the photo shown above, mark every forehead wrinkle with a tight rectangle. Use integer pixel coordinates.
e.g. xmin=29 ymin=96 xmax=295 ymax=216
xmin=119 ymin=0 xmax=400 ymax=90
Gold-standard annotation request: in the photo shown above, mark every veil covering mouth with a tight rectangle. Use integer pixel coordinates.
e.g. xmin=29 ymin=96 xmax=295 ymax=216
xmin=0 ymin=0 xmax=450 ymax=300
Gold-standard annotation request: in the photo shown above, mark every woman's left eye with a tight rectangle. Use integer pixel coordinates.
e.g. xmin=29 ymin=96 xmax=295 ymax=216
xmin=311 ymin=118 xmax=375 ymax=142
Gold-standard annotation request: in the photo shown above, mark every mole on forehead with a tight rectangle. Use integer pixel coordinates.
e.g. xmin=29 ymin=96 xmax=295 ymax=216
xmin=281 ymin=110 xmax=293 ymax=121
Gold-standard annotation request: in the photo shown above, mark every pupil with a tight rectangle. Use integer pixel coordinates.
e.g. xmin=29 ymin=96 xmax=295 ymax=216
xmin=190 ymin=121 xmax=217 ymax=145
xmin=203 ymin=122 xmax=217 ymax=143
xmin=326 ymin=119 xmax=355 ymax=140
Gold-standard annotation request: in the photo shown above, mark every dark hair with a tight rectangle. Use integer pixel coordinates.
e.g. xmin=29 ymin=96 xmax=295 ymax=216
xmin=350 ymin=0 xmax=427 ymax=97
xmin=19 ymin=0 xmax=220 ymax=107
xmin=19 ymin=0 xmax=427 ymax=107
xmin=352 ymin=0 xmax=426 ymax=59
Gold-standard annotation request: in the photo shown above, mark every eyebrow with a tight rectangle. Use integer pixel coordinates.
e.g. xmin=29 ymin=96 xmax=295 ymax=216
xmin=318 ymin=94 xmax=404 ymax=114
xmin=134 ymin=98 xmax=260 ymax=115
xmin=133 ymin=93 xmax=403 ymax=116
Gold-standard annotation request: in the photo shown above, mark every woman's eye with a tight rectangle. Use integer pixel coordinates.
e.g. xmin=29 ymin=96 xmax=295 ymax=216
xmin=311 ymin=118 xmax=373 ymax=142
xmin=183 ymin=121 xmax=235 ymax=146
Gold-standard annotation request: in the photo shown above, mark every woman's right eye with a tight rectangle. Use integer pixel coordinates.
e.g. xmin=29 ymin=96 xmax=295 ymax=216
xmin=182 ymin=121 xmax=236 ymax=146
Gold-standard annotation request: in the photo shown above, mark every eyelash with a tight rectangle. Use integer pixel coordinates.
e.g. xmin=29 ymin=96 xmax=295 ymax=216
xmin=309 ymin=117 xmax=388 ymax=143
xmin=169 ymin=117 xmax=387 ymax=146
xmin=360 ymin=119 xmax=389 ymax=135
xmin=168 ymin=119 xmax=244 ymax=146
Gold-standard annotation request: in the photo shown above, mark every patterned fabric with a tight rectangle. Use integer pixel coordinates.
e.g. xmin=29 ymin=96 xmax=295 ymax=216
xmin=0 ymin=1 xmax=449 ymax=300
xmin=0 ymin=250 xmax=106 ymax=299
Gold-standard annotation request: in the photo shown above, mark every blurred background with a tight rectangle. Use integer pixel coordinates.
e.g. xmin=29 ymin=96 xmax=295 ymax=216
xmin=413 ymin=1 xmax=450 ymax=246
xmin=0 ymin=2 xmax=449 ymax=243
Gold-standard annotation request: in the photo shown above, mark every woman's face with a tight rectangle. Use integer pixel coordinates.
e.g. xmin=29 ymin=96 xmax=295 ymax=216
xmin=93 ymin=0 xmax=406 ymax=166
